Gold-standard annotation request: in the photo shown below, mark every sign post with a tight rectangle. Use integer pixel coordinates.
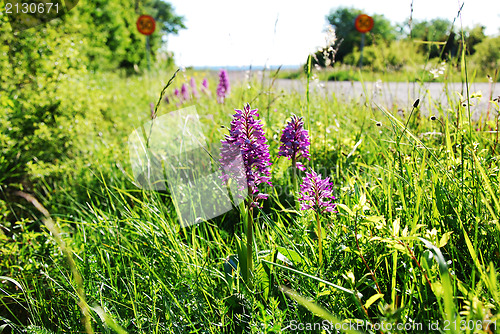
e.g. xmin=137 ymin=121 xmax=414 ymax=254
xmin=354 ymin=14 xmax=374 ymax=68
xmin=136 ymin=15 xmax=156 ymax=71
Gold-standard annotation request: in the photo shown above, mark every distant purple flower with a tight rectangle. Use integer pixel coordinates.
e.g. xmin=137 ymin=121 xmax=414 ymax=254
xmin=298 ymin=170 xmax=336 ymax=214
xmin=217 ymin=69 xmax=230 ymax=103
xmin=181 ymin=83 xmax=189 ymax=101
xmin=220 ymin=104 xmax=272 ymax=206
xmin=202 ymin=78 xmax=209 ymax=89
xmin=279 ymin=115 xmax=310 ymax=171
xmin=201 ymin=78 xmax=211 ymax=96
xmin=174 ymin=88 xmax=180 ymax=98
xmin=190 ymin=77 xmax=199 ymax=98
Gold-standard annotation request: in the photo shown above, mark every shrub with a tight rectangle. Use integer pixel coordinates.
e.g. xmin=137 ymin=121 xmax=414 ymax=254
xmin=471 ymin=35 xmax=500 ymax=73
xmin=344 ymin=40 xmax=425 ymax=71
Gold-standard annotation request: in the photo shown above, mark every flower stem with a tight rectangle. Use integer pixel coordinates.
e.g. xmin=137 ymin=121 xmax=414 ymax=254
xmin=246 ymin=198 xmax=254 ymax=288
xmin=292 ymin=156 xmax=299 ymax=211
xmin=316 ymin=210 xmax=323 ymax=266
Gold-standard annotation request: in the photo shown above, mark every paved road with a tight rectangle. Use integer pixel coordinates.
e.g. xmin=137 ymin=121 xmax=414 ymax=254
xmin=273 ymin=79 xmax=499 ymax=119
xmin=226 ymin=71 xmax=499 ymax=120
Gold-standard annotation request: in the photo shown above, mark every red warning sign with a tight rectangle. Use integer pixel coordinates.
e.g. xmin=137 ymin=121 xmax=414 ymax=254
xmin=355 ymin=14 xmax=374 ymax=33
xmin=137 ymin=15 xmax=156 ymax=35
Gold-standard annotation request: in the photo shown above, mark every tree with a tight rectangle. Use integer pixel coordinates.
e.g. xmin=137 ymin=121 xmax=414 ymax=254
xmin=465 ymin=25 xmax=486 ymax=56
xmin=143 ymin=0 xmax=186 ymax=63
xmin=410 ymin=18 xmax=451 ymax=41
xmin=472 ymin=35 xmax=500 ymax=72
xmin=326 ymin=7 xmax=398 ymax=63
xmin=146 ymin=0 xmax=185 ymax=35
xmin=407 ymin=18 xmax=458 ymax=59
xmin=75 ymin=0 xmax=185 ymax=70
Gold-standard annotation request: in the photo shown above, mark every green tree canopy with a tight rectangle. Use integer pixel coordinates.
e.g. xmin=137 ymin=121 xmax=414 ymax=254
xmin=409 ymin=18 xmax=452 ymax=41
xmin=465 ymin=25 xmax=486 ymax=55
xmin=472 ymin=35 xmax=500 ymax=72
xmin=406 ymin=18 xmax=459 ymax=59
xmin=76 ymin=0 xmax=185 ymax=70
xmin=146 ymin=0 xmax=186 ymax=35
xmin=326 ymin=7 xmax=398 ymax=63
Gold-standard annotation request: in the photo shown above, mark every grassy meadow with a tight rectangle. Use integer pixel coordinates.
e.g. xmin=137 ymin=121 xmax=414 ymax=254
xmin=1 ymin=59 xmax=500 ymax=334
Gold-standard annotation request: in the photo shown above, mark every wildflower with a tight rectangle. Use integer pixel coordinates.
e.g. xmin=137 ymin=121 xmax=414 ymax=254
xmin=220 ymin=103 xmax=272 ymax=205
xmin=298 ymin=169 xmax=336 ymax=266
xmin=323 ymin=25 xmax=337 ymax=67
xmin=174 ymin=88 xmax=180 ymax=98
xmin=220 ymin=105 xmax=271 ymax=284
xmin=190 ymin=77 xmax=199 ymax=98
xmin=201 ymin=78 xmax=211 ymax=96
xmin=298 ymin=170 xmax=336 ymax=214
xmin=429 ymin=61 xmax=446 ymax=79
xmin=217 ymin=69 xmax=230 ymax=103
xmin=278 ymin=115 xmax=310 ymax=171
xmin=181 ymin=83 xmax=189 ymax=101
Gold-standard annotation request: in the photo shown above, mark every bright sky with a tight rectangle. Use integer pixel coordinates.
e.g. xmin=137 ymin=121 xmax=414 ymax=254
xmin=166 ymin=0 xmax=500 ymax=67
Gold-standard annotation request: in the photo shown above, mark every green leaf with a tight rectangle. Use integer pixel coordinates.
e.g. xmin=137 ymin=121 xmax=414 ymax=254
xmin=0 ymin=324 xmax=10 ymax=334
xmin=280 ymin=286 xmax=362 ymax=334
xmin=262 ymin=260 xmax=355 ymax=295
xmin=235 ymin=235 xmax=248 ymax=282
xmin=317 ymin=289 xmax=331 ymax=297
xmin=277 ymin=246 xmax=305 ymax=266
xmin=347 ymin=138 xmax=362 ymax=159
xmin=362 ymin=215 xmax=385 ymax=223
xmin=364 ymin=293 xmax=384 ymax=309
xmin=393 ymin=218 xmax=400 ymax=236
xmin=438 ymin=231 xmax=453 ymax=248
xmin=336 ymin=203 xmax=354 ymax=216
xmin=346 ymin=271 xmax=356 ymax=285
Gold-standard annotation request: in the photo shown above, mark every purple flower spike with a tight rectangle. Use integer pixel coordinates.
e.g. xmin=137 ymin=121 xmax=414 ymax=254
xmin=201 ymin=78 xmax=211 ymax=96
xmin=190 ymin=77 xmax=199 ymax=98
xmin=202 ymin=78 xmax=209 ymax=89
xmin=217 ymin=69 xmax=230 ymax=103
xmin=174 ymin=88 xmax=180 ymax=97
xmin=220 ymin=104 xmax=272 ymax=206
xmin=279 ymin=115 xmax=310 ymax=168
xmin=298 ymin=170 xmax=336 ymax=214
xmin=181 ymin=83 xmax=189 ymax=101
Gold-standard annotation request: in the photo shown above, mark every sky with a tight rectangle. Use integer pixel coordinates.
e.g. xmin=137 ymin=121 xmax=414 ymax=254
xmin=165 ymin=0 xmax=500 ymax=68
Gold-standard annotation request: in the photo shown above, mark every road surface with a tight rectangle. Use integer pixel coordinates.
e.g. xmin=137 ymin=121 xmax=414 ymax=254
xmin=274 ymin=79 xmax=499 ymax=119
xmin=226 ymin=71 xmax=499 ymax=120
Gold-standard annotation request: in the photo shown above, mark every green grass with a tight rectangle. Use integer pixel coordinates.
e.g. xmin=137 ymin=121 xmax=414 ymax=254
xmin=1 ymin=64 xmax=500 ymax=334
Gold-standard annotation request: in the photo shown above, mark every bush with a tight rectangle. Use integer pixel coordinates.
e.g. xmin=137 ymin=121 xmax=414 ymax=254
xmin=471 ymin=35 xmax=500 ymax=72
xmin=327 ymin=69 xmax=360 ymax=81
xmin=344 ymin=40 xmax=425 ymax=71
xmin=0 ymin=0 xmax=183 ymax=213
xmin=0 ymin=10 xmax=120 ymax=218
xmin=0 ymin=12 xmax=84 ymax=186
